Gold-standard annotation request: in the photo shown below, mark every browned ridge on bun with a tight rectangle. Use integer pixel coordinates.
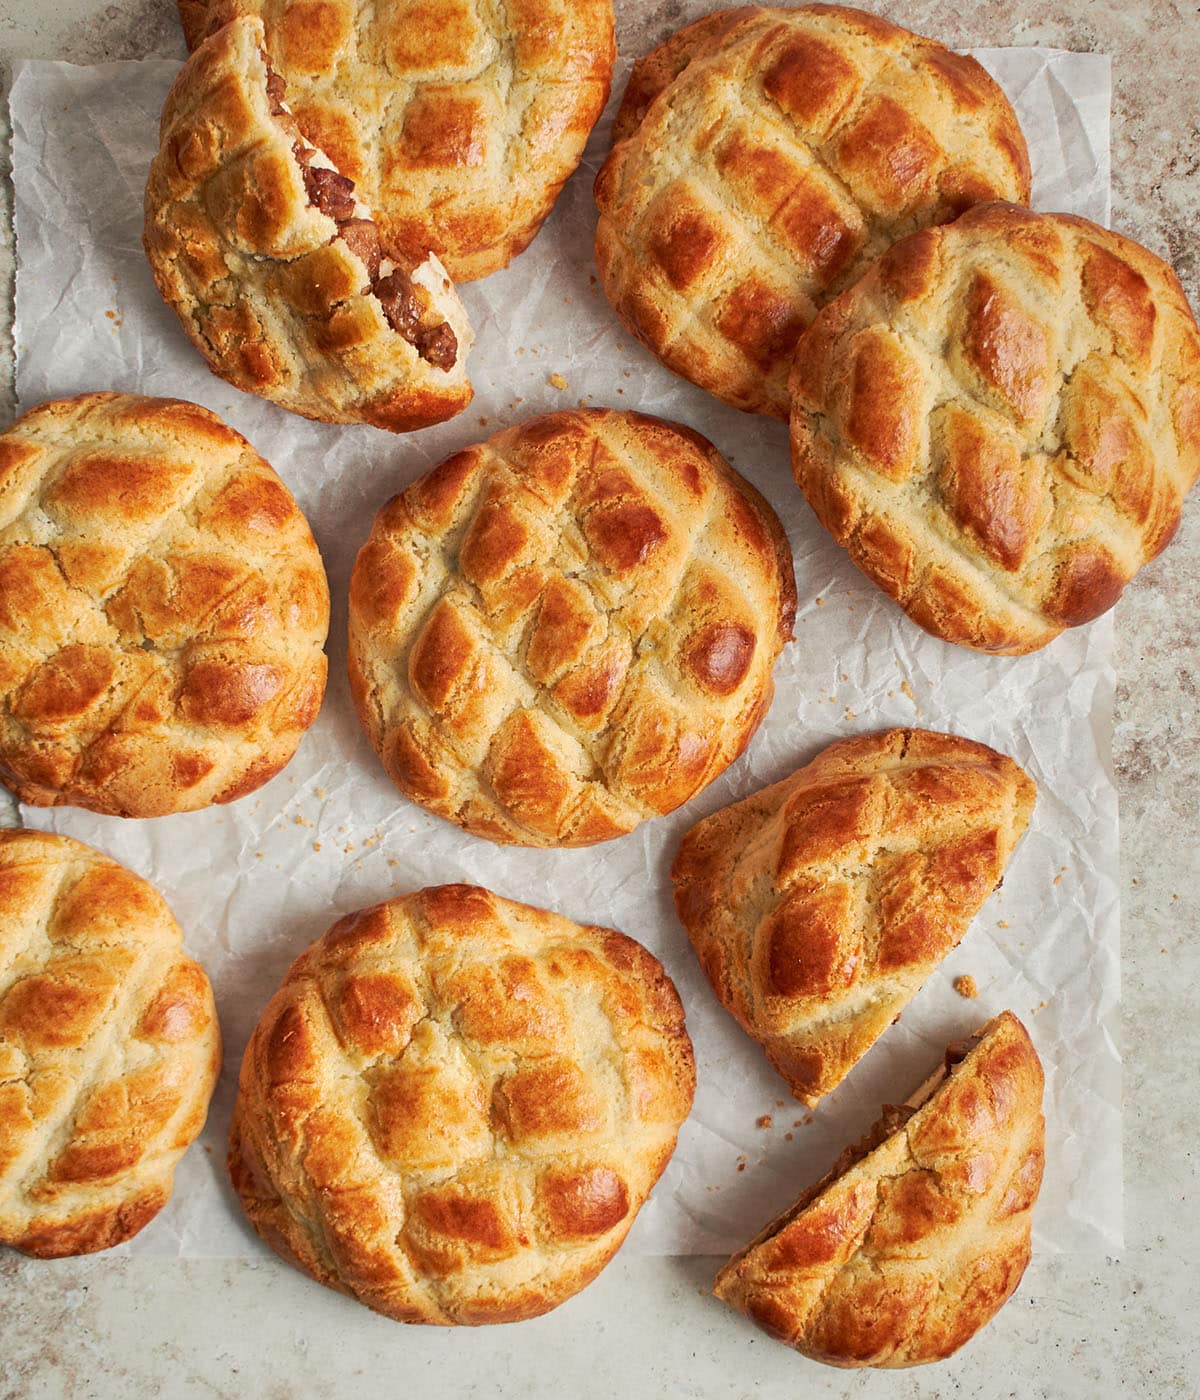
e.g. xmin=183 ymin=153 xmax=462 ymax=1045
xmin=713 ymin=1012 xmax=1045 ymax=1368
xmin=145 ymin=16 xmax=474 ymax=432
xmin=595 ymin=5 xmax=1030 ymax=417
xmin=672 ymin=728 xmax=1035 ymax=1105
xmin=179 ymin=0 xmax=616 ymax=283
xmin=348 ymin=408 xmax=797 ymax=847
xmin=0 ymin=392 xmax=329 ymax=818
xmin=790 ymin=202 xmax=1200 ymax=653
xmin=0 ymin=831 xmax=221 ymax=1258
xmin=229 ymin=885 xmax=695 ymax=1324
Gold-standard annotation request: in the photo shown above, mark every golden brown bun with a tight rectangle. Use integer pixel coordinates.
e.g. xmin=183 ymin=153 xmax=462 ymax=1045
xmin=145 ymin=16 xmax=474 ymax=432
xmin=595 ymin=5 xmax=1030 ymax=417
xmin=0 ymin=392 xmax=329 ymax=818
xmin=713 ymin=1011 xmax=1045 ymax=1368
xmin=790 ymin=202 xmax=1200 ymax=653
xmin=229 ymin=884 xmax=695 ymax=1324
xmin=0 ymin=830 xmax=221 ymax=1258
xmin=178 ymin=0 xmax=615 ymax=283
xmin=348 ymin=408 xmax=797 ymax=847
xmin=672 ymin=728 xmax=1035 ymax=1105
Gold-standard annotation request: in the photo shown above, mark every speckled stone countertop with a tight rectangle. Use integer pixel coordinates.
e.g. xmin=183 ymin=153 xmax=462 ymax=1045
xmin=0 ymin=2 xmax=1196 ymax=1396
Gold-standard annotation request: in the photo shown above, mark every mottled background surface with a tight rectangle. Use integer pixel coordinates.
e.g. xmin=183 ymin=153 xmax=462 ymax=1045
xmin=0 ymin=2 xmax=1195 ymax=1396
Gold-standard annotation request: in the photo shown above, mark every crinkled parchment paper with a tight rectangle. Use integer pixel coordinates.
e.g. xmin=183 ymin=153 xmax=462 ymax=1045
xmin=8 ymin=47 xmax=1118 ymax=1256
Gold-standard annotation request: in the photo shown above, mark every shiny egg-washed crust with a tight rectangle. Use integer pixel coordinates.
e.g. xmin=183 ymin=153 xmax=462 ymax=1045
xmin=229 ymin=884 xmax=696 ymax=1324
xmin=145 ymin=16 xmax=474 ymax=432
xmin=595 ymin=5 xmax=1030 ymax=418
xmin=178 ymin=0 xmax=616 ymax=283
xmin=672 ymin=729 xmax=1035 ymax=1105
xmin=0 ymin=831 xmax=221 ymax=1258
xmin=0 ymin=392 xmax=329 ymax=818
xmin=348 ymin=409 xmax=797 ymax=848
xmin=713 ymin=1011 xmax=1044 ymax=1368
xmin=790 ymin=202 xmax=1200 ymax=653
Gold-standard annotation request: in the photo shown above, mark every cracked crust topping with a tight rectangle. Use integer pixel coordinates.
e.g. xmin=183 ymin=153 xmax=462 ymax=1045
xmin=594 ymin=5 xmax=1030 ymax=418
xmin=713 ymin=1011 xmax=1045 ymax=1368
xmin=671 ymin=729 xmax=1035 ymax=1105
xmin=178 ymin=0 xmax=616 ymax=283
xmin=347 ymin=408 xmax=797 ymax=848
xmin=144 ymin=15 xmax=474 ymax=432
xmin=228 ymin=884 xmax=695 ymax=1324
xmin=0 ymin=830 xmax=221 ymax=1258
xmin=0 ymin=392 xmax=329 ymax=818
xmin=790 ymin=202 xmax=1200 ymax=653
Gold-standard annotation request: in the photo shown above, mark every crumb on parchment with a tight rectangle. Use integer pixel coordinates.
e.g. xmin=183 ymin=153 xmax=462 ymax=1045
xmin=548 ymin=372 xmax=569 ymax=390
xmin=954 ymin=974 xmax=978 ymax=999
xmin=756 ymin=1115 xmax=772 ymax=1130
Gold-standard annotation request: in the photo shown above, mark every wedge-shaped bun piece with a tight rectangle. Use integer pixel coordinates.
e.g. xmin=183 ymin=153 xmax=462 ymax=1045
xmin=145 ymin=16 xmax=473 ymax=431
xmin=348 ymin=409 xmax=797 ymax=847
xmin=0 ymin=393 xmax=329 ymax=817
xmin=791 ymin=202 xmax=1200 ymax=652
xmin=179 ymin=0 xmax=616 ymax=284
xmin=230 ymin=884 xmax=695 ymax=1324
xmin=595 ymin=5 xmax=1030 ymax=418
xmin=672 ymin=728 xmax=1034 ymax=1105
xmin=714 ymin=1012 xmax=1044 ymax=1367
xmin=0 ymin=831 xmax=221 ymax=1258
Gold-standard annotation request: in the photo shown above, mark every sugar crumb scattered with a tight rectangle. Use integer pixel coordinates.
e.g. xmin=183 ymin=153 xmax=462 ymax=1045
xmin=549 ymin=373 xmax=569 ymax=390
xmin=997 ymin=919 xmax=1009 ymax=929
xmin=954 ymin=974 xmax=978 ymax=999
xmin=815 ymin=596 xmax=825 ymax=606
xmin=784 ymin=1132 xmax=793 ymax=1141
xmin=312 ymin=842 xmax=322 ymax=852
xmin=315 ymin=787 xmax=326 ymax=799
xmin=756 ymin=1115 xmax=772 ymax=1130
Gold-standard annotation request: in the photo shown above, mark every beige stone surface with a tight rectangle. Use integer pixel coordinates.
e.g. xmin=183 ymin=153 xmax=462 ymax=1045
xmin=0 ymin=1 xmax=1196 ymax=1395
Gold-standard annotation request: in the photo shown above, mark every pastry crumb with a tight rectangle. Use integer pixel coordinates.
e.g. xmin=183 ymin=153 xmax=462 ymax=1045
xmin=954 ymin=974 xmax=978 ymax=999
xmin=784 ymin=1132 xmax=793 ymax=1141
xmin=548 ymin=372 xmax=569 ymax=390
xmin=312 ymin=842 xmax=322 ymax=852
xmin=815 ymin=596 xmax=825 ymax=606
xmin=756 ymin=1115 xmax=772 ymax=1130
xmin=997 ymin=919 xmax=1009 ymax=929
xmin=315 ymin=787 xmax=326 ymax=799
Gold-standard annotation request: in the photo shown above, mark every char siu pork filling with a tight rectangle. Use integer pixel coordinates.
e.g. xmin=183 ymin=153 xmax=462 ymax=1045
xmin=261 ymin=54 xmax=458 ymax=372
xmin=728 ymin=1030 xmax=989 ymax=1265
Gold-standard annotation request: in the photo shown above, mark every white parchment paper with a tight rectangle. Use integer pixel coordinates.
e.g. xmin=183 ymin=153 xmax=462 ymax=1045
xmin=9 ymin=47 xmax=1119 ymax=1257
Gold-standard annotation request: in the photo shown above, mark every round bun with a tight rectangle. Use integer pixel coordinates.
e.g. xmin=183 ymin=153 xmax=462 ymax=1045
xmin=713 ymin=1012 xmax=1044 ymax=1368
xmin=178 ymin=0 xmax=616 ymax=284
xmin=348 ymin=408 xmax=797 ymax=847
xmin=790 ymin=202 xmax=1200 ymax=653
xmin=0 ymin=830 xmax=221 ymax=1258
xmin=229 ymin=884 xmax=695 ymax=1324
xmin=595 ymin=5 xmax=1031 ymax=417
xmin=145 ymin=16 xmax=474 ymax=432
xmin=0 ymin=392 xmax=329 ymax=817
xmin=672 ymin=728 xmax=1035 ymax=1106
